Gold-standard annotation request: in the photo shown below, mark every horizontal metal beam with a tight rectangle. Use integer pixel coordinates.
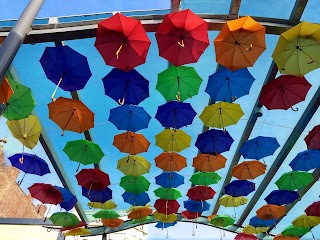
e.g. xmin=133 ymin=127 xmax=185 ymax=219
xmin=229 ymin=0 xmax=242 ymax=15
xmin=0 ymin=218 xmax=53 ymax=225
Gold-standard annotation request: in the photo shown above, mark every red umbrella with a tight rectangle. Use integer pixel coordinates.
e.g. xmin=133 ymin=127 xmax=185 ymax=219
xmin=60 ymin=221 xmax=87 ymax=232
xmin=181 ymin=210 xmax=201 ymax=219
xmin=305 ymin=201 xmax=320 ymax=217
xmin=305 ymin=125 xmax=320 ymax=150
xmin=187 ymin=186 xmax=216 ymax=201
xmin=234 ymin=233 xmax=257 ymax=240
xmin=95 ymin=13 xmax=151 ymax=72
xmin=259 ymin=75 xmax=311 ymax=111
xmin=76 ymin=169 xmax=110 ymax=191
xmin=155 ymin=9 xmax=209 ymax=66
xmin=154 ymin=199 xmax=180 ymax=215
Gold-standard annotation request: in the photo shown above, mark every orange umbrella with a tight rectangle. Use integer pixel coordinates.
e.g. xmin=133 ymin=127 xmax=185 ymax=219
xmin=48 ymin=97 xmax=94 ymax=135
xmin=102 ymin=218 xmax=124 ymax=228
xmin=232 ymin=160 xmax=267 ymax=180
xmin=0 ymin=77 xmax=13 ymax=104
xmin=256 ymin=204 xmax=286 ymax=220
xmin=274 ymin=234 xmax=299 ymax=240
xmin=193 ymin=154 xmax=227 ymax=172
xmin=128 ymin=206 xmax=152 ymax=219
xmin=113 ymin=132 xmax=150 ymax=155
xmin=214 ymin=16 xmax=266 ymax=71
xmin=155 ymin=152 xmax=187 ymax=171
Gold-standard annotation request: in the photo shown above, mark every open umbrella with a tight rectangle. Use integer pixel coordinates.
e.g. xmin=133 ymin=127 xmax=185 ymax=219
xmin=154 ymin=199 xmax=180 ymax=215
xmin=82 ymin=187 xmax=112 ymax=203
xmin=292 ymin=214 xmax=320 ymax=228
xmin=155 ymin=221 xmax=177 ymax=229
xmin=120 ymin=175 xmax=150 ymax=194
xmin=60 ymin=221 xmax=87 ymax=232
xmin=242 ymin=225 xmax=268 ymax=234
xmin=64 ymin=228 xmax=90 ymax=237
xmin=214 ymin=16 xmax=266 ymax=71
xmin=154 ymin=187 xmax=182 ymax=200
xmin=275 ymin=171 xmax=314 ymax=190
xmin=193 ymin=154 xmax=227 ymax=172
xmin=181 ymin=210 xmax=201 ymax=220
xmin=265 ymin=190 xmax=300 ymax=206
xmin=87 ymin=200 xmax=117 ymax=210
xmin=117 ymin=155 xmax=151 ymax=176
xmin=210 ymin=215 xmax=235 ymax=227
xmin=130 ymin=216 xmax=153 ymax=224
xmin=190 ymin=172 xmax=221 ymax=186
xmin=234 ymin=233 xmax=257 ymax=240
xmin=128 ymin=206 xmax=152 ymax=219
xmin=232 ymin=160 xmax=266 ymax=180
xmin=122 ymin=192 xmax=150 ymax=206
xmin=187 ymin=186 xmax=216 ymax=201
xmin=281 ymin=225 xmax=310 ymax=237
xmin=0 ymin=77 xmax=13 ymax=104
xmin=256 ymin=204 xmax=286 ymax=220
xmin=155 ymin=129 xmax=191 ymax=152
xmin=219 ymin=195 xmax=248 ymax=207
xmin=155 ymin=152 xmax=187 ymax=171
xmin=224 ymin=180 xmax=255 ymax=197
xmin=155 ymin=9 xmax=209 ymax=66
xmin=49 ymin=212 xmax=80 ymax=227
xmin=54 ymin=186 xmax=77 ymax=211
xmin=249 ymin=216 xmax=275 ymax=227
xmin=305 ymin=202 xmax=320 ymax=217
xmin=274 ymin=235 xmax=299 ymax=240
xmin=155 ymin=172 xmax=184 ymax=188
xmin=289 ymin=149 xmax=320 ymax=171
xmin=305 ymin=125 xmax=320 ymax=150
xmin=184 ymin=200 xmax=210 ymax=212
xmin=153 ymin=211 xmax=177 ymax=223
xmin=113 ymin=132 xmax=150 ymax=155
xmin=95 ymin=13 xmax=151 ymax=71
xmin=93 ymin=209 xmax=119 ymax=219
xmin=76 ymin=169 xmax=110 ymax=191
xmin=102 ymin=218 xmax=123 ymax=228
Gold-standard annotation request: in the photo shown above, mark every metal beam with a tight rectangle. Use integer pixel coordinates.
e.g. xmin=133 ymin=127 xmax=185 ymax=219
xmin=229 ymin=0 xmax=242 ymax=15
xmin=290 ymin=0 xmax=309 ymax=21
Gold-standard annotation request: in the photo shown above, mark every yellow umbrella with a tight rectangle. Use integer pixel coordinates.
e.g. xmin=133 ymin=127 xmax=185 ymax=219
xmin=87 ymin=200 xmax=117 ymax=210
xmin=64 ymin=228 xmax=90 ymax=236
xmin=219 ymin=195 xmax=248 ymax=207
xmin=292 ymin=214 xmax=320 ymax=228
xmin=243 ymin=225 xmax=268 ymax=234
xmin=117 ymin=155 xmax=151 ymax=176
xmin=153 ymin=211 xmax=177 ymax=223
xmin=199 ymin=102 xmax=244 ymax=129
xmin=272 ymin=22 xmax=320 ymax=77
xmin=155 ymin=129 xmax=191 ymax=152
xmin=127 ymin=204 xmax=152 ymax=213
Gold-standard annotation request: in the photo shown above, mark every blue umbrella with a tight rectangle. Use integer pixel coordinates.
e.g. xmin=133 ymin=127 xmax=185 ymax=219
xmin=122 ymin=192 xmax=150 ymax=206
xmin=103 ymin=68 xmax=149 ymax=105
xmin=224 ymin=180 xmax=255 ymax=197
xmin=184 ymin=199 xmax=210 ymax=212
xmin=8 ymin=153 xmax=50 ymax=184
xmin=264 ymin=190 xmax=300 ymax=205
xmin=195 ymin=129 xmax=234 ymax=154
xmin=155 ymin=172 xmax=184 ymax=188
xmin=155 ymin=221 xmax=177 ymax=229
xmin=54 ymin=186 xmax=77 ymax=211
xmin=82 ymin=187 xmax=112 ymax=203
xmin=108 ymin=105 xmax=151 ymax=132
xmin=155 ymin=101 xmax=197 ymax=129
xmin=249 ymin=216 xmax=276 ymax=227
xmin=289 ymin=149 xmax=320 ymax=171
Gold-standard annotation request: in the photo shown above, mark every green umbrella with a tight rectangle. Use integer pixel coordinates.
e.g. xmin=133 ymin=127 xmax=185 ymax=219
xmin=281 ymin=225 xmax=310 ymax=237
xmin=210 ymin=215 xmax=235 ymax=227
xmin=156 ymin=66 xmax=202 ymax=102
xmin=63 ymin=140 xmax=105 ymax=171
xmin=190 ymin=172 xmax=221 ymax=186
xmin=49 ymin=212 xmax=80 ymax=227
xmin=154 ymin=187 xmax=182 ymax=200
xmin=120 ymin=176 xmax=150 ymax=194
xmin=93 ymin=210 xmax=119 ymax=219
xmin=275 ymin=171 xmax=314 ymax=191
xmin=2 ymin=79 xmax=36 ymax=120
xmin=131 ymin=216 xmax=153 ymax=224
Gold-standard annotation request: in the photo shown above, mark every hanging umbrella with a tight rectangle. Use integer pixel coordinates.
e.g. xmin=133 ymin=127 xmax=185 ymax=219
xmin=205 ymin=67 xmax=255 ymax=103
xmin=54 ymin=186 xmax=77 ymax=211
xmin=122 ymin=192 xmax=150 ymax=206
xmin=154 ymin=199 xmax=180 ymax=215
xmin=130 ymin=216 xmax=153 ymax=224
xmin=40 ymin=45 xmax=92 ymax=101
xmin=242 ymin=225 xmax=269 ymax=234
xmin=232 ymin=160 xmax=267 ymax=180
xmin=154 ymin=187 xmax=182 ymax=200
xmin=117 ymin=155 xmax=151 ymax=176
xmin=155 ymin=101 xmax=197 ymax=129
xmin=224 ymin=180 xmax=255 ymax=197
xmin=234 ymin=233 xmax=257 ymax=240
xmin=292 ymin=214 xmax=320 ymax=228
xmin=214 ymin=16 xmax=266 ymax=71
xmin=127 ymin=204 xmax=152 ymax=213
xmin=102 ymin=218 xmax=123 ymax=228
xmin=272 ymin=22 xmax=320 ymax=77
xmin=0 ymin=76 xmax=13 ymax=104
xmin=155 ymin=221 xmax=177 ymax=229
xmin=265 ymin=190 xmax=300 ymax=206
xmin=155 ymin=172 xmax=184 ymax=188
xmin=281 ymin=225 xmax=310 ymax=237
xmin=113 ymin=132 xmax=150 ymax=155
xmin=210 ymin=215 xmax=235 ymax=227
xmin=190 ymin=172 xmax=221 ymax=186
xmin=275 ymin=171 xmax=314 ymax=191
xmin=249 ymin=216 xmax=275 ymax=227
xmin=60 ymin=222 xmax=87 ymax=232
xmin=256 ymin=204 xmax=286 ymax=220
xmin=195 ymin=129 xmax=234 ymax=154
xmin=63 ymin=140 xmax=105 ymax=172
xmin=64 ymin=228 xmax=90 ymax=237
xmin=155 ymin=129 xmax=191 ymax=152
xmin=289 ymin=149 xmax=320 ymax=171
xmin=187 ymin=186 xmax=216 ymax=201
xmin=128 ymin=206 xmax=152 ymax=219
xmin=218 ymin=195 xmax=248 ymax=207
xmin=120 ymin=175 xmax=150 ymax=194
xmin=181 ymin=210 xmax=201 ymax=220
xmin=76 ymin=169 xmax=110 ymax=191
xmin=49 ymin=212 xmax=80 ymax=227
xmin=259 ymin=75 xmax=311 ymax=111
xmin=95 ymin=13 xmax=151 ymax=71
xmin=305 ymin=125 xmax=320 ymax=150
xmin=93 ymin=209 xmax=119 ymax=219
xmin=82 ymin=187 xmax=112 ymax=203
xmin=305 ymin=202 xmax=320 ymax=217
xmin=155 ymin=9 xmax=209 ymax=66
xmin=108 ymin=105 xmax=151 ymax=132
xmin=155 ymin=152 xmax=187 ymax=171
xmin=156 ymin=66 xmax=202 ymax=102
xmin=184 ymin=200 xmax=210 ymax=212
xmin=193 ymin=154 xmax=227 ymax=172
xmin=200 ymin=102 xmax=244 ymax=129
xmin=154 ymin=211 xmax=177 ymax=223
xmin=274 ymin=235 xmax=299 ymax=240
xmin=87 ymin=200 xmax=117 ymax=210
xmin=48 ymin=97 xmax=94 ymax=135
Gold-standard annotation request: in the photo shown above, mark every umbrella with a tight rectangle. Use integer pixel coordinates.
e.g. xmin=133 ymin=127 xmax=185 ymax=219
xmin=60 ymin=222 xmax=87 ymax=232
xmin=155 ymin=221 xmax=177 ymax=229
xmin=305 ymin=201 xmax=320 ymax=217
xmin=275 ymin=171 xmax=314 ymax=190
xmin=195 ymin=129 xmax=234 ymax=154
xmin=218 ymin=195 xmax=248 ymax=207
xmin=130 ymin=216 xmax=153 ymax=224
xmin=122 ymin=192 xmax=150 ymax=206
xmin=187 ymin=186 xmax=216 ymax=201
xmin=210 ymin=215 xmax=235 ymax=227
xmin=155 ymin=172 xmax=184 ymax=188
xmin=95 ymin=13 xmax=151 ymax=71
xmin=193 ymin=154 xmax=227 ymax=172
xmin=190 ymin=172 xmax=221 ymax=186
xmin=154 ymin=187 xmax=182 ymax=200
xmin=265 ymin=190 xmax=300 ymax=205
xmin=256 ymin=204 xmax=286 ymax=220
xmin=49 ymin=212 xmax=80 ymax=227
xmin=249 ymin=216 xmax=275 ymax=227
xmin=48 ymin=97 xmax=94 ymax=135
xmin=76 ymin=169 xmax=110 ymax=191
xmin=128 ymin=206 xmax=152 ymax=219
xmin=234 ymin=233 xmax=257 ymax=240
xmin=63 ymin=140 xmax=105 ymax=172
xmin=224 ymin=180 xmax=255 ymax=197
xmin=120 ymin=176 xmax=150 ymax=194
xmin=64 ymin=228 xmax=90 ymax=237
xmin=82 ymin=187 xmax=112 ymax=203
xmin=274 ymin=235 xmax=299 ymax=240
xmin=281 ymin=225 xmax=310 ymax=237
xmin=232 ymin=160 xmax=266 ymax=180
xmin=153 ymin=211 xmax=177 ymax=223
xmin=289 ymin=149 xmax=320 ymax=171
xmin=184 ymin=200 xmax=210 ymax=212
xmin=214 ymin=16 xmax=266 ymax=71
xmin=155 ymin=129 xmax=191 ymax=152
xmin=127 ymin=204 xmax=152 ymax=212
xmin=259 ymin=75 xmax=311 ymax=111
xmin=40 ymin=45 xmax=92 ymax=101
xmin=0 ymin=76 xmax=13 ymax=104
xmin=181 ymin=210 xmax=201 ymax=220
xmin=54 ymin=186 xmax=77 ymax=211
xmin=93 ymin=209 xmax=119 ymax=219
xmin=243 ymin=225 xmax=268 ymax=234
xmin=2 ymin=80 xmax=35 ymax=120
xmin=292 ymin=214 xmax=320 ymax=228
xmin=102 ymin=218 xmax=123 ymax=228
xmin=117 ymin=155 xmax=151 ymax=176
xmin=108 ymin=105 xmax=151 ymax=132
xmin=87 ymin=200 xmax=117 ymax=210
xmin=200 ymin=102 xmax=244 ymax=129
xmin=154 ymin=199 xmax=180 ymax=215
xmin=155 ymin=152 xmax=187 ymax=171
xmin=156 ymin=65 xmax=202 ymax=102
xmin=155 ymin=9 xmax=209 ymax=66
xmin=205 ymin=67 xmax=255 ymax=103
xmin=305 ymin=125 xmax=320 ymax=150
xmin=113 ymin=132 xmax=150 ymax=155
xmin=272 ymin=22 xmax=320 ymax=77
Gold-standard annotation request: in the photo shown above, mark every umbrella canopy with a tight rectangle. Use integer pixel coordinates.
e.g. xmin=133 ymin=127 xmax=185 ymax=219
xmin=200 ymin=102 xmax=244 ymax=129
xmin=195 ymin=129 xmax=234 ymax=154
xmin=54 ymin=186 xmax=77 ymax=211
xmin=181 ymin=210 xmax=201 ymax=220
xmin=122 ymin=192 xmax=150 ymax=206
xmin=28 ymin=183 xmax=63 ymax=205
xmin=305 ymin=201 xmax=320 ymax=217
xmin=87 ymin=200 xmax=117 ymax=210
xmin=281 ymin=225 xmax=310 ymax=237
xmin=153 ymin=211 xmax=177 ymax=223
xmin=117 ymin=155 xmax=151 ymax=176
xmin=292 ymin=214 xmax=320 ymax=228
xmin=154 ymin=199 xmax=180 ymax=215
xmin=155 ymin=101 xmax=197 ymax=129
xmin=155 ymin=172 xmax=184 ymax=188
xmin=193 ymin=154 xmax=227 ymax=172
xmin=82 ymin=187 xmax=112 ymax=203
xmin=76 ymin=169 xmax=110 ymax=190
xmin=187 ymin=186 xmax=216 ymax=201
xmin=265 ymin=190 xmax=300 ymax=206
xmin=102 ymin=218 xmax=123 ymax=228
xmin=218 ymin=195 xmax=248 ymax=207
xmin=155 ymin=129 xmax=191 ymax=152
xmin=60 ymin=222 xmax=87 ymax=232
xmin=289 ymin=149 xmax=320 ymax=171
xmin=108 ymin=105 xmax=151 ymax=132
xmin=184 ymin=200 xmax=210 ymax=212
xmin=49 ymin=212 xmax=80 ymax=227
xmin=155 ymin=221 xmax=177 ymax=229
xmin=234 ymin=233 xmax=257 ymax=240
xmin=154 ymin=187 xmax=182 ymax=200
xmin=120 ymin=176 xmax=150 ymax=194
xmin=249 ymin=216 xmax=275 ymax=227
xmin=256 ymin=204 xmax=286 ymax=220
xmin=156 ymin=65 xmax=202 ymax=102
xmin=190 ymin=172 xmax=221 ymax=186
xmin=113 ymin=132 xmax=150 ymax=155
xmin=205 ymin=67 xmax=255 ymax=103
xmin=130 ymin=216 xmax=153 ymax=224
xmin=210 ymin=215 xmax=235 ymax=227
xmin=272 ymin=21 xmax=320 ymax=77
xmin=224 ymin=180 xmax=255 ymax=197
xmin=259 ymin=75 xmax=311 ymax=111
xmin=0 ymin=77 xmax=13 ymax=104
xmin=155 ymin=9 xmax=209 ymax=66
xmin=95 ymin=13 xmax=151 ymax=71
xmin=274 ymin=235 xmax=299 ymax=240
xmin=275 ymin=171 xmax=314 ymax=190
xmin=232 ymin=160 xmax=267 ymax=180
xmin=48 ymin=97 xmax=94 ymax=135
xmin=155 ymin=152 xmax=187 ymax=171
xmin=214 ymin=16 xmax=266 ymax=71
xmin=64 ymin=228 xmax=90 ymax=237
xmin=103 ymin=68 xmax=149 ymax=105
xmin=243 ymin=226 xmax=268 ymax=234
xmin=93 ymin=209 xmax=119 ymax=219
xmin=305 ymin=125 xmax=320 ymax=150
xmin=128 ymin=206 xmax=153 ymax=219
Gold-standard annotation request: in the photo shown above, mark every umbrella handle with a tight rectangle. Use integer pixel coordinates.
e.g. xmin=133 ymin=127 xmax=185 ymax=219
xmin=176 ymin=92 xmax=181 ymax=101
xmin=178 ymin=39 xmax=184 ymax=47
xmin=61 ymin=130 xmax=65 ymax=136
xmin=116 ymin=44 xmax=123 ymax=59
xmin=118 ymin=98 xmax=125 ymax=105
xmin=245 ymin=44 xmax=253 ymax=51
xmin=51 ymin=78 xmax=63 ymax=102
xmin=166 ymin=228 xmax=169 ymax=238
xmin=47 ymin=227 xmax=52 ymax=232
xmin=291 ymin=106 xmax=298 ymax=111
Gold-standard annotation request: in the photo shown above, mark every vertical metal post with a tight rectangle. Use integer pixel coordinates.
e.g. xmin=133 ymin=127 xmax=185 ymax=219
xmin=0 ymin=0 xmax=45 ymax=84
xmin=102 ymin=233 xmax=107 ymax=240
